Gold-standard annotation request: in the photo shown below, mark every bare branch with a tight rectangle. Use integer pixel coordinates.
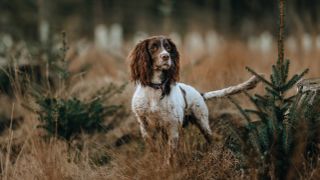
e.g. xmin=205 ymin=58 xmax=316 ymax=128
xmin=297 ymin=78 xmax=320 ymax=93
xmin=203 ymin=75 xmax=262 ymax=100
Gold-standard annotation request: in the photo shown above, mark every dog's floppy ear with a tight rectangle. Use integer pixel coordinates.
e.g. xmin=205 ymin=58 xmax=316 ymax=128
xmin=129 ymin=39 xmax=152 ymax=86
xmin=167 ymin=38 xmax=180 ymax=83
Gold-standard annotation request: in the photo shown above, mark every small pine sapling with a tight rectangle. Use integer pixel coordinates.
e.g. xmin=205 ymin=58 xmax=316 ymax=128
xmin=224 ymin=0 xmax=320 ymax=179
xmin=32 ymin=32 xmax=125 ymax=140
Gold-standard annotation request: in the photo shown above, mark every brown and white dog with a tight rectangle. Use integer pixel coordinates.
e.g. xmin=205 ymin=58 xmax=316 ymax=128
xmin=128 ymin=35 xmax=260 ymax=161
xmin=128 ymin=36 xmax=212 ymax=160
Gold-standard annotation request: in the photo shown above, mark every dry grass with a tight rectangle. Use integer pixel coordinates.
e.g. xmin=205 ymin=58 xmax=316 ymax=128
xmin=1 ymin=39 xmax=320 ymax=180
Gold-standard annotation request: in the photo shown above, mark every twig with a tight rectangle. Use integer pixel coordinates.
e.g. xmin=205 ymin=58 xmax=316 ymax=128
xmin=297 ymin=78 xmax=320 ymax=93
xmin=203 ymin=75 xmax=262 ymax=100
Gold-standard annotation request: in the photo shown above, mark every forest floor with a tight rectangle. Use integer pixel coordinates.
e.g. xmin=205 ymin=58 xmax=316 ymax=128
xmin=1 ymin=39 xmax=320 ymax=179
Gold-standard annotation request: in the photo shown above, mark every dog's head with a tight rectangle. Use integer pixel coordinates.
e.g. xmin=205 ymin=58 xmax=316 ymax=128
xmin=128 ymin=36 xmax=180 ymax=86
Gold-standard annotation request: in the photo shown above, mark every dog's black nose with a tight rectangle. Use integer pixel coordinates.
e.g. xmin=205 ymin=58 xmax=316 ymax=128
xmin=161 ymin=54 xmax=170 ymax=61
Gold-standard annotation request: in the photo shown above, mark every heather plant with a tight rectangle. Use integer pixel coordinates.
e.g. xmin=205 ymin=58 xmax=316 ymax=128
xmin=226 ymin=0 xmax=320 ymax=179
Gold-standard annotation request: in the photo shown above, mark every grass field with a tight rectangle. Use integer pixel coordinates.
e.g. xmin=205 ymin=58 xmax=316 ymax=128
xmin=0 ymin=37 xmax=320 ymax=179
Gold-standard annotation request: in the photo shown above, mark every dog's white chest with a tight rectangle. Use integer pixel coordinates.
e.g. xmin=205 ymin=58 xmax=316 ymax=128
xmin=132 ymin=86 xmax=175 ymax=118
xmin=150 ymin=99 xmax=160 ymax=113
xmin=143 ymin=95 xmax=171 ymax=116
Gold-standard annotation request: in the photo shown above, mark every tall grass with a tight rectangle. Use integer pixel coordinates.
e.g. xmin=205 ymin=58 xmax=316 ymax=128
xmin=0 ymin=34 xmax=320 ymax=179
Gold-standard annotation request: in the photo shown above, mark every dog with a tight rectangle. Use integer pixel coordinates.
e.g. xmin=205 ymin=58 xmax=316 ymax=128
xmin=128 ymin=35 xmax=260 ymax=161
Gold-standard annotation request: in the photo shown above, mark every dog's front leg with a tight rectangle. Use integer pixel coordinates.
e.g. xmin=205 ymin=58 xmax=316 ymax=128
xmin=137 ymin=116 xmax=157 ymax=151
xmin=167 ymin=121 xmax=180 ymax=165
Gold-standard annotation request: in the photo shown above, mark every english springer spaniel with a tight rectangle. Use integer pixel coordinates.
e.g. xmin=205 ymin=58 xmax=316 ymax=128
xmin=128 ymin=35 xmax=260 ymax=161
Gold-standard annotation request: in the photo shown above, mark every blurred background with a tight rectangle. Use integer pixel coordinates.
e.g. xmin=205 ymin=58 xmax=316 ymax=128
xmin=1 ymin=0 xmax=320 ymax=56
xmin=1 ymin=0 xmax=320 ymax=86
xmin=1 ymin=0 xmax=320 ymax=124
xmin=1 ymin=1 xmax=320 ymax=179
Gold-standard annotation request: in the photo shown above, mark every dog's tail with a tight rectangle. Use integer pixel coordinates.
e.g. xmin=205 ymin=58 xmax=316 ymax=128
xmin=202 ymin=75 xmax=261 ymax=100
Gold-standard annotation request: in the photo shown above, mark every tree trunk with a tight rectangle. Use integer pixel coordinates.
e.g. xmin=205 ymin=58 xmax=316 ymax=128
xmin=93 ymin=0 xmax=108 ymax=50
xmin=220 ymin=0 xmax=231 ymax=34
xmin=37 ymin=0 xmax=51 ymax=46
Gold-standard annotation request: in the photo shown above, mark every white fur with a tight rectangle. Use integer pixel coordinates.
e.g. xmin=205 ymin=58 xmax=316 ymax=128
xmin=131 ymin=82 xmax=212 ymax=154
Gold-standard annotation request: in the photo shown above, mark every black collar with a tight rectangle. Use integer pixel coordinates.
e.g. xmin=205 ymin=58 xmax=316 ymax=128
xmin=147 ymin=78 xmax=171 ymax=99
xmin=147 ymin=77 xmax=170 ymax=90
xmin=148 ymin=82 xmax=163 ymax=90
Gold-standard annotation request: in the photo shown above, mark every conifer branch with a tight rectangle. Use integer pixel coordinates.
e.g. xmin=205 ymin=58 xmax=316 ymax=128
xmin=246 ymin=67 xmax=274 ymax=88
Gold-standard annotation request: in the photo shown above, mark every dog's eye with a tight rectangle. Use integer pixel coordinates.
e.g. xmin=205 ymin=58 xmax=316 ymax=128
xmin=150 ymin=44 xmax=158 ymax=51
xmin=164 ymin=44 xmax=171 ymax=51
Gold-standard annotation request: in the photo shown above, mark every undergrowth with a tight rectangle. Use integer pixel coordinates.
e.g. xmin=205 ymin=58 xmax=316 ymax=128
xmin=226 ymin=0 xmax=320 ymax=179
xmin=29 ymin=32 xmax=125 ymax=140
